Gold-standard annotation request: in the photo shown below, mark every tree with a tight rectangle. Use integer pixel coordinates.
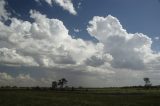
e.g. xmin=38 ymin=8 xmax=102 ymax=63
xmin=58 ymin=78 xmax=68 ymax=88
xmin=143 ymin=77 xmax=152 ymax=87
xmin=52 ymin=81 xmax=57 ymax=89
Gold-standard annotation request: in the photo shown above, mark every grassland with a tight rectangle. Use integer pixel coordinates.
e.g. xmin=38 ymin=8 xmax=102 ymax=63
xmin=0 ymin=88 xmax=160 ymax=106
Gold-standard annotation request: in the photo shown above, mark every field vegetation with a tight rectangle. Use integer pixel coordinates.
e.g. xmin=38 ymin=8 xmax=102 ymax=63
xmin=0 ymin=87 xmax=160 ymax=106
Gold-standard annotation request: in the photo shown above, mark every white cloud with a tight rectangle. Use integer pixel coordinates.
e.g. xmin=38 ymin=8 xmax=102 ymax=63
xmin=87 ymin=15 xmax=160 ymax=70
xmin=0 ymin=48 xmax=38 ymax=66
xmin=1 ymin=7 xmax=160 ymax=87
xmin=54 ymin=0 xmax=77 ymax=15
xmin=0 ymin=10 xmax=112 ymax=75
xmin=36 ymin=0 xmax=77 ymax=15
xmin=35 ymin=0 xmax=40 ymax=3
xmin=77 ymin=2 xmax=82 ymax=9
xmin=0 ymin=0 xmax=9 ymax=20
xmin=0 ymin=72 xmax=52 ymax=87
xmin=154 ymin=36 xmax=159 ymax=40
xmin=0 ymin=72 xmax=13 ymax=81
xmin=74 ymin=28 xmax=80 ymax=33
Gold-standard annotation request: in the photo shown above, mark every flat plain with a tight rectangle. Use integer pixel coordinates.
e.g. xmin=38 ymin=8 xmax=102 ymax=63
xmin=0 ymin=88 xmax=160 ymax=106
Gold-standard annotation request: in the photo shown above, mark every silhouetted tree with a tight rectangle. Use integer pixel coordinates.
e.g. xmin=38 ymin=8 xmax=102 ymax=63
xmin=58 ymin=78 xmax=68 ymax=88
xmin=12 ymin=86 xmax=17 ymax=89
xmin=144 ymin=77 xmax=152 ymax=87
xmin=52 ymin=81 xmax=57 ymax=89
xmin=34 ymin=86 xmax=40 ymax=90
xmin=71 ymin=87 xmax=75 ymax=91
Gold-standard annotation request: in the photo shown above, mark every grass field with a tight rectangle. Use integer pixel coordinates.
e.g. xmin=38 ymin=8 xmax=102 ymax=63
xmin=0 ymin=88 xmax=160 ymax=106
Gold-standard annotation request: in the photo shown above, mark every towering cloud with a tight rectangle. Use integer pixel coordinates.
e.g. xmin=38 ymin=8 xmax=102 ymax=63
xmin=0 ymin=0 xmax=160 ymax=87
xmin=87 ymin=15 xmax=160 ymax=71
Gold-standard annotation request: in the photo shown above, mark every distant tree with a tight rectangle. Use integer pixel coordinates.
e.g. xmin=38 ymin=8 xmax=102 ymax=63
xmin=58 ymin=78 xmax=68 ymax=88
xmin=12 ymin=86 xmax=17 ymax=89
xmin=71 ymin=87 xmax=75 ymax=91
xmin=34 ymin=86 xmax=40 ymax=90
xmin=5 ymin=86 xmax=11 ymax=88
xmin=52 ymin=81 xmax=57 ymax=89
xmin=143 ymin=77 xmax=152 ymax=87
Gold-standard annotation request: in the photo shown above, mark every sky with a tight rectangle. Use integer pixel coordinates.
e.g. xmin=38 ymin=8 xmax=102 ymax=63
xmin=0 ymin=0 xmax=160 ymax=87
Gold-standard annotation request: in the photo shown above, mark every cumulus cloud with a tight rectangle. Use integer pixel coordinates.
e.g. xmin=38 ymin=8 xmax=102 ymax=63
xmin=0 ymin=48 xmax=38 ymax=66
xmin=0 ymin=9 xmax=113 ymax=87
xmin=35 ymin=0 xmax=77 ymax=15
xmin=1 ymin=3 xmax=160 ymax=87
xmin=0 ymin=72 xmax=52 ymax=87
xmin=87 ymin=15 xmax=160 ymax=70
xmin=0 ymin=0 xmax=9 ymax=20
xmin=0 ymin=10 xmax=112 ymax=76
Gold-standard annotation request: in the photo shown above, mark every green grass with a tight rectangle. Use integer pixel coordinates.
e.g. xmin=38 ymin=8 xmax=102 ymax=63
xmin=0 ymin=88 xmax=160 ymax=106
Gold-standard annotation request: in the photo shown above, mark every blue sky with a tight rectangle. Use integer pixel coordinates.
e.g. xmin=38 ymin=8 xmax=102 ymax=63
xmin=6 ymin=0 xmax=160 ymax=37
xmin=0 ymin=0 xmax=160 ymax=87
xmin=7 ymin=0 xmax=160 ymax=45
